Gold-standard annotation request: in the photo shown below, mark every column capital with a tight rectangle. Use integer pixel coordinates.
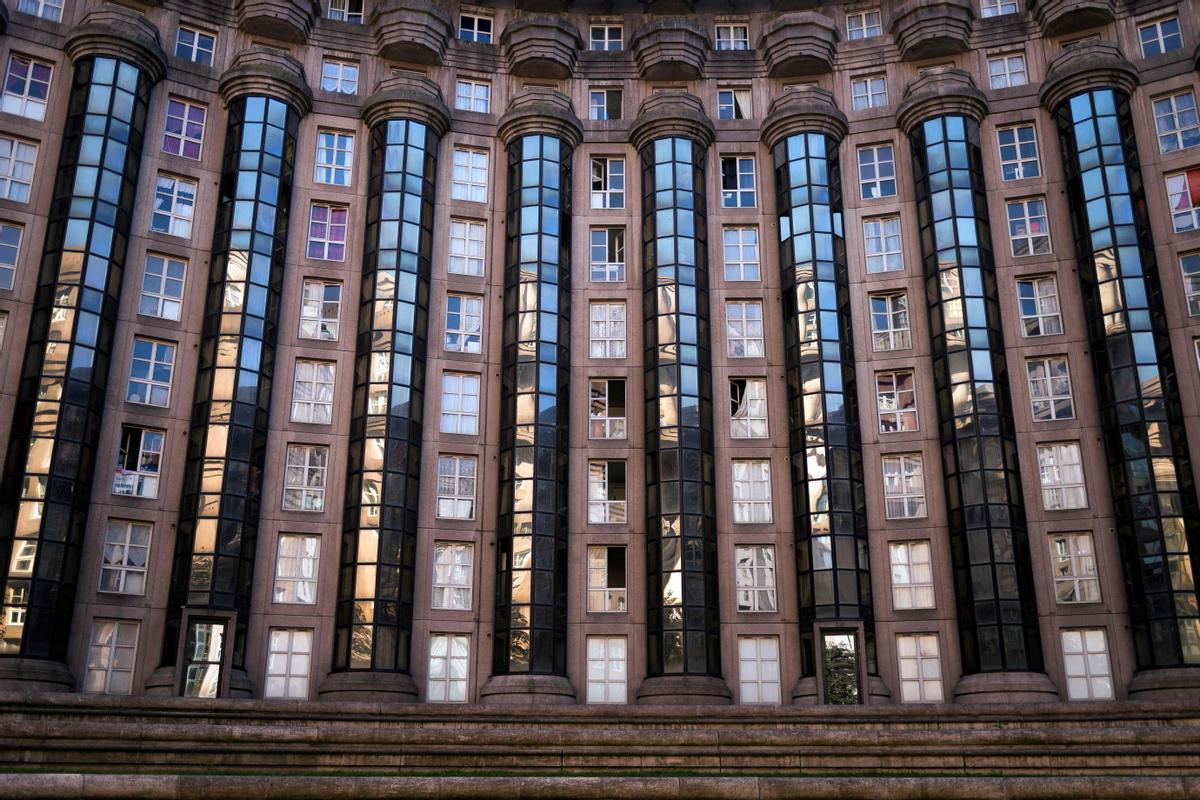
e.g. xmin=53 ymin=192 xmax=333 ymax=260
xmin=761 ymin=86 xmax=848 ymax=149
xmin=65 ymin=5 xmax=168 ymax=84
xmin=496 ymin=87 xmax=582 ymax=149
xmin=361 ymin=71 xmax=450 ymax=135
xmin=1038 ymin=40 xmax=1138 ymax=113
xmin=218 ymin=46 xmax=313 ymax=115
xmin=630 ymin=90 xmax=714 ymax=153
xmin=896 ymin=67 xmax=988 ymax=136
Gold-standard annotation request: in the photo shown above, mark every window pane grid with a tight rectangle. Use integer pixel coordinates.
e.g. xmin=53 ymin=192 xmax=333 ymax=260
xmin=735 ymin=545 xmax=777 ymax=612
xmin=273 ymin=533 xmax=319 ymax=604
xmin=0 ymin=135 xmax=37 ymax=202
xmin=1038 ymin=442 xmax=1087 ymax=510
xmin=732 ymin=459 xmax=772 ymax=523
xmin=883 ymin=454 xmax=926 ymax=519
xmin=589 ymin=302 xmax=626 ymax=358
xmin=282 ymin=444 xmax=328 ymax=512
xmin=726 ymin=300 xmax=765 ymax=358
xmin=1017 ymin=275 xmax=1063 ymax=336
xmin=890 ymin=540 xmax=935 ymax=609
xmin=1026 ymin=356 xmax=1075 ymax=421
xmin=432 ymin=542 xmax=473 ymax=610
xmin=437 ymin=455 xmax=476 ymax=519
xmin=870 ymin=292 xmax=910 ymax=351
xmin=1050 ymin=532 xmax=1100 ymax=604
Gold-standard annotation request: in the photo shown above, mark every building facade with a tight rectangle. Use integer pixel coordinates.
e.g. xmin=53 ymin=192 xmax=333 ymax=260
xmin=0 ymin=0 xmax=1198 ymax=709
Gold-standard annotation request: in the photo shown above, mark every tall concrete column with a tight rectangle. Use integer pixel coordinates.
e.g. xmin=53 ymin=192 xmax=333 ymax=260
xmin=897 ymin=70 xmax=1057 ymax=704
xmin=481 ymin=89 xmax=581 ymax=705
xmin=1042 ymin=42 xmax=1200 ymax=701
xmin=0 ymin=7 xmax=165 ymax=692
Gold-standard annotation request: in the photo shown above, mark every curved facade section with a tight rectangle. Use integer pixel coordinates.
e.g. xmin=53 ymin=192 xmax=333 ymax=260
xmin=0 ymin=54 xmax=157 ymax=671
xmin=1052 ymin=88 xmax=1200 ymax=677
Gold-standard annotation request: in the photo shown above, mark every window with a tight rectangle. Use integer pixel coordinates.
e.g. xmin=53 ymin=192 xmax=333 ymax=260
xmin=448 ymin=218 xmax=486 ymax=276
xmin=17 ymin=0 xmax=62 ymax=21
xmin=150 ymin=174 xmax=196 ymax=238
xmin=717 ymin=88 xmax=752 ymax=120
xmin=2 ymin=55 xmax=51 ymax=121
xmin=721 ymin=156 xmax=757 ymax=208
xmin=1140 ymin=17 xmax=1183 ymax=58
xmin=897 ymin=634 xmax=943 ymax=703
xmin=589 ymin=227 xmax=625 ymax=282
xmin=876 ymin=370 xmax=918 ymax=433
xmin=161 ymin=98 xmax=206 ymax=160
xmin=306 ymin=203 xmax=348 ymax=261
xmin=1166 ymin=170 xmax=1200 ymax=232
xmin=587 ymin=546 xmax=627 ymax=612
xmin=730 ymin=378 xmax=768 ymax=439
xmin=864 ymin=216 xmax=903 ymax=273
xmin=0 ymin=312 xmax=7 ymax=348
xmin=84 ymin=621 xmax=138 ymax=695
xmin=436 ymin=455 xmax=477 ymax=519
xmin=590 ymin=157 xmax=625 ymax=209
xmin=445 ymin=293 xmax=483 ymax=353
xmin=326 ymin=0 xmax=363 ymax=24
xmin=291 ymin=360 xmax=335 ymax=424
xmin=0 ymin=136 xmax=36 ymax=202
xmin=732 ymin=459 xmax=772 ymax=524
xmin=851 ymin=74 xmax=888 ymax=110
xmin=590 ymin=24 xmax=622 ymax=51
xmin=716 ymin=23 xmax=750 ymax=50
xmin=588 ymin=459 xmax=627 ymax=524
xmin=588 ymin=88 xmax=622 ymax=121
xmin=723 ymin=226 xmax=760 ymax=281
xmin=987 ymin=53 xmax=1027 ymax=89
xmin=883 ymin=454 xmax=926 ymax=519
xmin=314 ymin=130 xmax=353 ymax=185
xmin=1185 ymin=253 xmax=1200 ymax=316
xmin=847 ymin=9 xmax=882 ymax=40
xmin=858 ymin=144 xmax=896 ymax=199
xmin=997 ymin=124 xmax=1040 ymax=180
xmin=589 ymin=302 xmax=627 ymax=359
xmin=182 ymin=620 xmax=224 ymax=698
xmin=320 ymin=59 xmax=358 ymax=94
xmin=0 ymin=222 xmax=19 ymax=290
xmin=113 ymin=425 xmax=164 ymax=499
xmin=890 ymin=540 xmax=934 ymax=610
xmin=1038 ymin=442 xmax=1087 ymax=510
xmin=586 ymin=637 xmax=627 ymax=704
xmin=299 ymin=279 xmax=341 ymax=340
xmin=175 ymin=26 xmax=215 ymax=65
xmin=1026 ymin=357 xmax=1074 ymax=421
xmin=1153 ymin=92 xmax=1200 ymax=154
xmin=427 ymin=633 xmax=470 ymax=702
xmin=1007 ymin=197 xmax=1051 ymax=256
xmin=432 ymin=542 xmax=473 ymax=610
xmin=1050 ymin=532 xmax=1100 ymax=604
xmin=451 ymin=148 xmax=488 ymax=202
xmin=738 ymin=636 xmax=781 ymax=704
xmin=980 ymin=0 xmax=1017 ymax=17
xmin=273 ymin=533 xmax=319 ymax=604
xmin=99 ymin=521 xmax=151 ymax=595
xmin=870 ymin=292 xmax=910 ymax=351
xmin=735 ymin=545 xmax=777 ymax=612
xmin=589 ymin=378 xmax=626 ymax=439
xmin=282 ymin=444 xmax=329 ymax=512
xmin=455 ymin=79 xmax=490 ymax=113
xmin=1062 ymin=628 xmax=1114 ymax=700
xmin=459 ymin=13 xmax=493 ymax=43
xmin=726 ymin=300 xmax=765 ymax=358
xmin=440 ymin=372 xmax=480 ymax=435
xmin=126 ymin=337 xmax=175 ymax=407
xmin=827 ymin=633 xmax=867 ymax=702
xmin=1017 ymin=275 xmax=1063 ymax=336
xmin=139 ymin=253 xmax=186 ymax=321
xmin=264 ymin=628 xmax=312 ymax=699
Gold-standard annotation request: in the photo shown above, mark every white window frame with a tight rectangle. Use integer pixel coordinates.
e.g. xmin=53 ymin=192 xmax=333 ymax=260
xmin=445 ymin=292 xmax=483 ymax=353
xmin=589 ymin=377 xmax=627 ymax=440
xmin=320 ymin=59 xmax=358 ymax=95
xmin=588 ymin=88 xmax=621 ymax=121
xmin=735 ymin=545 xmax=777 ymax=613
xmin=1017 ymin=275 xmax=1063 ymax=336
xmin=980 ymin=0 xmax=1017 ymax=17
xmin=437 ymin=454 xmax=477 ymax=520
xmin=722 ymin=226 xmax=760 ymax=281
xmin=876 ymin=370 xmax=918 ymax=433
xmin=0 ymin=135 xmax=36 ymax=203
xmin=851 ymin=74 xmax=888 ymax=110
xmin=890 ymin=540 xmax=935 ymax=610
xmin=1038 ymin=442 xmax=1087 ymax=511
xmin=113 ymin=425 xmax=163 ymax=499
xmin=589 ymin=227 xmax=625 ymax=282
xmin=326 ymin=0 xmax=363 ymax=24
xmin=458 ymin=13 xmax=493 ymax=43
xmin=305 ymin=203 xmax=348 ymax=261
xmin=273 ymin=533 xmax=319 ymax=604
xmin=726 ymin=300 xmax=765 ymax=358
xmin=715 ymin=23 xmax=750 ymax=50
xmin=84 ymin=620 xmax=139 ymax=695
xmin=1062 ymin=628 xmax=1114 ymax=700
xmin=883 ymin=454 xmax=927 ymax=520
xmin=1139 ymin=17 xmax=1183 ymax=58
xmin=987 ymin=53 xmax=1027 ymax=89
xmin=448 ymin=218 xmax=486 ymax=276
xmin=290 ymin=359 xmax=335 ymax=425
xmin=1026 ymin=356 xmax=1075 ymax=421
xmin=590 ymin=157 xmax=625 ymax=209
xmin=1168 ymin=171 xmax=1200 ymax=232
xmin=455 ymin=79 xmax=491 ymax=113
xmin=864 ymin=216 xmax=903 ymax=273
xmin=846 ymin=9 xmax=882 ymax=40
xmin=151 ymin=174 xmax=196 ymax=238
xmin=175 ymin=26 xmax=216 ymax=65
xmin=432 ymin=542 xmax=474 ymax=610
xmin=1007 ymin=197 xmax=1051 ymax=256
xmin=997 ymin=124 xmax=1040 ymax=181
xmin=264 ymin=628 xmax=312 ymax=699
xmin=299 ymin=278 xmax=341 ymax=340
xmin=427 ymin=633 xmax=470 ymax=702
xmin=1050 ymin=531 xmax=1100 ymax=604
xmin=0 ymin=222 xmax=20 ymax=290
xmin=138 ymin=253 xmax=186 ymax=321
xmin=858 ymin=144 xmax=896 ymax=200
xmin=451 ymin=147 xmax=488 ymax=203
xmin=897 ymin=633 xmax=943 ymax=703
xmin=162 ymin=97 xmax=206 ymax=160
xmin=440 ymin=372 xmax=480 ymax=435
xmin=314 ymin=129 xmax=353 ymax=186
xmin=0 ymin=311 xmax=7 ymax=349
xmin=732 ymin=459 xmax=773 ymax=524
xmin=2 ymin=54 xmax=52 ymax=121
xmin=717 ymin=88 xmax=752 ymax=121
xmin=282 ymin=444 xmax=328 ymax=512
xmin=587 ymin=459 xmax=627 ymax=525
xmin=720 ymin=155 xmax=757 ymax=208
xmin=589 ymin=24 xmax=622 ymax=51
xmin=730 ymin=377 xmax=769 ymax=439
xmin=126 ymin=337 xmax=175 ymax=407
xmin=1181 ymin=252 xmax=1200 ymax=316
xmin=587 ymin=545 xmax=627 ymax=613
xmin=17 ymin=0 xmax=63 ymax=21
xmin=1153 ymin=91 xmax=1200 ymax=154
xmin=738 ymin=635 xmax=782 ymax=704
xmin=586 ymin=636 xmax=627 ymax=704
xmin=870 ymin=291 xmax=911 ymax=351
xmin=99 ymin=520 xmax=151 ymax=596
xmin=589 ymin=301 xmax=627 ymax=359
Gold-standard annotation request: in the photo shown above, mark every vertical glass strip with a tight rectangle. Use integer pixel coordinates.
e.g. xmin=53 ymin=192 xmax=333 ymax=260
xmin=640 ymin=136 xmax=720 ymax=677
xmin=493 ymin=133 xmax=572 ymax=676
xmin=771 ymin=131 xmax=875 ymax=680
xmin=1054 ymin=89 xmax=1200 ymax=668
xmin=0 ymin=57 xmax=154 ymax=658
xmin=908 ymin=114 xmax=1043 ymax=674
xmin=332 ymin=118 xmax=438 ymax=674
xmin=164 ymin=95 xmax=300 ymax=671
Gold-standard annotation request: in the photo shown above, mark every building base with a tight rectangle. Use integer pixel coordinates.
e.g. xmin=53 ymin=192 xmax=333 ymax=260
xmin=636 ymin=675 xmax=732 ymax=705
xmin=143 ymin=666 xmax=176 ymax=697
xmin=318 ymin=670 xmax=418 ymax=703
xmin=952 ymin=671 xmax=1060 ymax=704
xmin=1128 ymin=667 xmax=1200 ymax=702
xmin=0 ymin=658 xmax=73 ymax=693
xmin=479 ymin=674 xmax=576 ymax=705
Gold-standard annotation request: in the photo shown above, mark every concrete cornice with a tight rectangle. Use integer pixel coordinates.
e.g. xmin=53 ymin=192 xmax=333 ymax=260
xmin=64 ymin=5 xmax=168 ymax=84
xmin=896 ymin=67 xmax=988 ymax=136
xmin=218 ymin=46 xmax=314 ymax=115
xmin=496 ymin=87 xmax=582 ymax=149
xmin=361 ymin=71 xmax=450 ymax=136
xmin=1039 ymin=40 xmax=1139 ymax=113
xmin=760 ymin=86 xmax=848 ymax=148
xmin=630 ymin=90 xmax=714 ymax=152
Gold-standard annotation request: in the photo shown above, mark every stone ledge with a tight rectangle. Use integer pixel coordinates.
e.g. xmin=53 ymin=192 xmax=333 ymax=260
xmin=500 ymin=14 xmax=582 ymax=79
xmin=630 ymin=18 xmax=711 ymax=80
xmin=1039 ymin=40 xmax=1138 ymax=113
xmin=889 ymin=0 xmax=974 ymax=61
xmin=1029 ymin=0 xmax=1116 ymax=38
xmin=371 ymin=0 xmax=451 ymax=65
xmin=235 ymin=0 xmax=319 ymax=44
xmin=759 ymin=12 xmax=839 ymax=77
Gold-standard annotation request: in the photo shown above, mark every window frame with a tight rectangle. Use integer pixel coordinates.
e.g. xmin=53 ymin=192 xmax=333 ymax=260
xmin=1061 ymin=628 xmax=1114 ymax=700
xmin=126 ymin=336 xmax=176 ymax=408
xmin=432 ymin=541 xmax=474 ymax=611
xmin=1153 ymin=91 xmax=1200 ymax=154
xmin=588 ymin=301 xmax=627 ymax=359
xmin=454 ymin=79 xmax=491 ymax=114
xmin=326 ymin=0 xmax=364 ymax=24
xmin=448 ymin=218 xmax=487 ymax=276
xmin=113 ymin=424 xmax=164 ymax=499
xmin=440 ymin=371 xmax=481 ymax=435
xmin=1166 ymin=170 xmax=1200 ymax=232
xmin=174 ymin=25 xmax=216 ymax=65
xmin=282 ymin=443 xmax=329 ymax=513
xmin=150 ymin=173 xmax=197 ymax=239
xmin=585 ymin=636 xmax=628 ymax=704
xmin=846 ymin=9 xmax=882 ymax=40
xmin=738 ymin=635 xmax=782 ymax=704
xmin=850 ymin=73 xmax=888 ymax=110
xmin=732 ymin=459 xmax=773 ymax=524
xmin=84 ymin=620 xmax=139 ymax=695
xmin=715 ymin=23 xmax=750 ymax=50
xmin=587 ymin=459 xmax=628 ymax=524
xmin=263 ymin=627 xmax=313 ymax=699
xmin=863 ymin=215 xmax=904 ymax=273
xmin=290 ymin=359 xmax=336 ymax=425
xmin=1007 ymin=196 xmax=1052 ymax=256
xmin=896 ymin=633 xmax=944 ymax=703
xmin=722 ymin=226 xmax=760 ymax=281
xmin=589 ymin=24 xmax=623 ymax=51
xmin=436 ymin=454 xmax=477 ymax=520
xmin=588 ymin=87 xmax=622 ymax=121
xmin=1049 ymin=531 xmax=1101 ymax=604
xmin=590 ymin=156 xmax=626 ymax=209
xmin=320 ymin=58 xmax=359 ymax=95
xmin=1139 ymin=17 xmax=1183 ymax=58
xmin=445 ymin=292 xmax=483 ymax=354
xmin=882 ymin=453 xmax=927 ymax=520
xmin=586 ymin=545 xmax=628 ymax=613
xmin=589 ymin=226 xmax=625 ymax=282
xmin=589 ymin=377 xmax=627 ymax=440
xmin=458 ymin=13 xmax=494 ymax=43
xmin=451 ymin=147 xmax=489 ymax=203
xmin=726 ymin=300 xmax=766 ymax=359
xmin=869 ymin=291 xmax=911 ymax=351
xmin=1037 ymin=441 xmax=1088 ymax=511
xmin=729 ymin=377 xmax=769 ymax=439
xmin=987 ymin=53 xmax=1028 ymax=89
xmin=997 ymin=123 xmax=1041 ymax=181
xmin=99 ymin=520 xmax=152 ymax=596
xmin=427 ymin=632 xmax=471 ymax=702
xmin=734 ymin=544 xmax=778 ymax=613
xmin=720 ymin=155 xmax=757 ymax=208
xmin=889 ymin=540 xmax=935 ymax=610
xmin=273 ymin=533 xmax=320 ymax=605
xmin=299 ymin=278 xmax=341 ymax=341
xmin=314 ymin=129 xmax=354 ymax=186
xmin=1026 ymin=356 xmax=1075 ymax=421
xmin=161 ymin=97 xmax=206 ymax=161
xmin=0 ymin=134 xmax=37 ymax=203
xmin=1016 ymin=274 xmax=1063 ymax=336
xmin=0 ymin=222 xmax=21 ymax=291
xmin=2 ymin=53 xmax=52 ymax=121
xmin=138 ymin=253 xmax=187 ymax=321
xmin=858 ymin=144 xmax=897 ymax=200
xmin=876 ymin=369 xmax=919 ymax=433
